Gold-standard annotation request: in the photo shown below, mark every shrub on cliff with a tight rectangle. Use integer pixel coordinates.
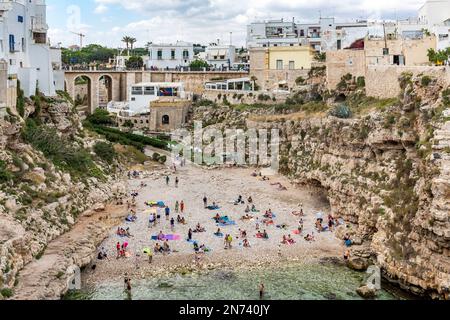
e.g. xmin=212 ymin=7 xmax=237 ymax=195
xmin=86 ymin=109 xmax=114 ymax=126
xmin=22 ymin=119 xmax=103 ymax=179
xmin=0 ymin=160 xmax=13 ymax=183
xmin=94 ymin=142 xmax=117 ymax=164
xmin=442 ymin=88 xmax=450 ymax=107
xmin=330 ymin=104 xmax=352 ymax=119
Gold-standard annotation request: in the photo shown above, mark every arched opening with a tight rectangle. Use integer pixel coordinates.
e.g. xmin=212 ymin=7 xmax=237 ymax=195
xmin=98 ymin=75 xmax=113 ymax=110
xmin=334 ymin=93 xmax=347 ymax=102
xmin=73 ymin=75 xmax=92 ymax=115
xmin=162 ymin=115 xmax=170 ymax=125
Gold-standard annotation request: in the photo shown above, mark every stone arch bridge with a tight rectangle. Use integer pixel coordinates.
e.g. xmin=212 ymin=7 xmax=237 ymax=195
xmin=64 ymin=70 xmax=248 ymax=114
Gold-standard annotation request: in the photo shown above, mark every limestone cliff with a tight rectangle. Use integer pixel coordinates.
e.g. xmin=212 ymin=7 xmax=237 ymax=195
xmin=0 ymin=93 xmax=126 ymax=299
xmin=194 ymin=73 xmax=450 ymax=299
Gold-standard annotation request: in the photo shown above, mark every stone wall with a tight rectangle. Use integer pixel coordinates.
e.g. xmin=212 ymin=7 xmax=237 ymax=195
xmin=326 ymin=50 xmax=366 ymax=90
xmin=202 ymin=90 xmax=289 ymax=105
xmin=366 ymin=65 xmax=450 ymax=98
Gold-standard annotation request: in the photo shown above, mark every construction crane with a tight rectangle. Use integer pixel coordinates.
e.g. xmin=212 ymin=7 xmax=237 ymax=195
xmin=70 ymin=31 xmax=86 ymax=48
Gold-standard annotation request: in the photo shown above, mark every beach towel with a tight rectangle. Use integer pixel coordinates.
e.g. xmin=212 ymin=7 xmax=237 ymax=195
xmin=264 ymin=213 xmax=277 ymax=219
xmin=256 ymin=234 xmax=269 ymax=239
xmin=151 ymin=234 xmax=181 ymax=241
xmin=207 ymin=206 xmax=221 ymax=210
xmin=293 ymin=230 xmax=301 ymax=235
xmin=187 ymin=239 xmax=197 ymax=244
xmin=218 ymin=221 xmax=236 ymax=227
xmin=214 ymin=233 xmax=224 ymax=237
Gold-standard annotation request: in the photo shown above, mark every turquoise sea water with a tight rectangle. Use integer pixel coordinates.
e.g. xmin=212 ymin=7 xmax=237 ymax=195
xmin=65 ymin=261 xmax=407 ymax=300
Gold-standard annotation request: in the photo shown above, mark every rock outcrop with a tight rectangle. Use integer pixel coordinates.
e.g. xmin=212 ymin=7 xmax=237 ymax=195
xmin=193 ymin=73 xmax=450 ymax=299
xmin=0 ymin=94 xmax=127 ymax=299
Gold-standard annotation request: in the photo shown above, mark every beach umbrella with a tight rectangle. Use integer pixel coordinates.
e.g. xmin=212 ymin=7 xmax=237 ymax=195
xmin=143 ymin=248 xmax=151 ymax=254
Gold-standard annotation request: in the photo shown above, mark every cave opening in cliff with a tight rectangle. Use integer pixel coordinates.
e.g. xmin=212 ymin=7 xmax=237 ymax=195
xmin=307 ymin=179 xmax=331 ymax=209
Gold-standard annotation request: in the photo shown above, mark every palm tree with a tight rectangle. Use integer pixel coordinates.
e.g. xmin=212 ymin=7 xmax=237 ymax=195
xmin=121 ymin=36 xmax=133 ymax=55
xmin=129 ymin=38 xmax=137 ymax=55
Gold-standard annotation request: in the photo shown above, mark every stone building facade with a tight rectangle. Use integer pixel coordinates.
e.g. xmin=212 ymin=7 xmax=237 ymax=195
xmin=116 ymin=99 xmax=190 ymax=133
xmin=326 ymin=35 xmax=439 ymax=92
xmin=250 ymin=47 xmax=311 ymax=91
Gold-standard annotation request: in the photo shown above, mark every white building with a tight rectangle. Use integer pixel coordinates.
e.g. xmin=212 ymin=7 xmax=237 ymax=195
xmin=0 ymin=0 xmax=60 ymax=98
xmin=418 ymin=0 xmax=450 ymax=26
xmin=246 ymin=18 xmax=369 ymax=52
xmin=147 ymin=41 xmax=194 ymax=70
xmin=107 ymin=82 xmax=186 ymax=117
xmin=205 ymin=44 xmax=236 ymax=70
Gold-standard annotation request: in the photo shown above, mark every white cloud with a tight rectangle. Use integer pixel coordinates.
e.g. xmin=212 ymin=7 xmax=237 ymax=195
xmin=94 ymin=4 xmax=108 ymax=14
xmin=50 ymin=0 xmax=425 ymax=48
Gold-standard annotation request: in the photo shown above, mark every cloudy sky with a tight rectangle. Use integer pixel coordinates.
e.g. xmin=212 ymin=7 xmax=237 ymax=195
xmin=47 ymin=0 xmax=426 ymax=48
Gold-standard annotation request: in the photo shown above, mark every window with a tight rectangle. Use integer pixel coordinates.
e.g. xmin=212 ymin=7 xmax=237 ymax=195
xmin=9 ymin=34 xmax=15 ymax=52
xmin=289 ymin=61 xmax=295 ymax=70
xmin=171 ymin=49 xmax=176 ymax=60
xmin=162 ymin=115 xmax=170 ymax=125
xmin=183 ymin=50 xmax=189 ymax=59
xmin=300 ymin=30 xmax=305 ymax=37
xmin=219 ymin=55 xmax=225 ymax=59
xmin=144 ymin=86 xmax=155 ymax=95
xmin=337 ymin=39 xmax=342 ymax=50
xmin=276 ymin=59 xmax=283 ymax=70
xmin=157 ymin=50 xmax=163 ymax=60
xmin=131 ymin=86 xmax=143 ymax=95
xmin=22 ymin=37 xmax=25 ymax=52
xmin=18 ymin=16 xmax=23 ymax=23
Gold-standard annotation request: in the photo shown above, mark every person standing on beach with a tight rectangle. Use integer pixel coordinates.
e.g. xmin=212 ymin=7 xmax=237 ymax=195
xmin=165 ymin=206 xmax=170 ymax=221
xmin=175 ymin=201 xmax=179 ymax=213
xmin=180 ymin=200 xmax=185 ymax=213
xmin=124 ymin=274 xmax=132 ymax=300
xmin=259 ymin=283 xmax=265 ymax=300
xmin=170 ymin=217 xmax=175 ymax=231
xmin=203 ymin=196 xmax=208 ymax=208
xmin=188 ymin=228 xmax=193 ymax=241
xmin=175 ymin=177 xmax=179 ymax=188
xmin=165 ymin=176 xmax=170 ymax=186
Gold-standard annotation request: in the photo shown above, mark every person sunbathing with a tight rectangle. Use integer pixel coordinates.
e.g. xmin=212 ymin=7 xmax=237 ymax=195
xmin=257 ymin=230 xmax=269 ymax=239
xmin=194 ymin=223 xmax=206 ymax=233
xmin=281 ymin=235 xmax=289 ymax=245
xmin=292 ymin=209 xmax=304 ymax=216
xmin=287 ymin=235 xmax=296 ymax=244
xmin=251 ymin=205 xmax=259 ymax=212
xmin=214 ymin=228 xmax=223 ymax=237
xmin=163 ymin=241 xmax=171 ymax=254
xmin=214 ymin=213 xmax=221 ymax=223
xmin=154 ymin=243 xmax=163 ymax=253
xmin=243 ymin=239 xmax=251 ymax=248
xmin=247 ymin=196 xmax=253 ymax=203
xmin=264 ymin=211 xmax=274 ymax=219
xmin=245 ymin=205 xmax=250 ymax=213
xmin=241 ymin=213 xmax=253 ymax=221
xmin=304 ymin=234 xmax=314 ymax=242
xmin=157 ymin=231 xmax=165 ymax=240
xmin=263 ymin=219 xmax=274 ymax=226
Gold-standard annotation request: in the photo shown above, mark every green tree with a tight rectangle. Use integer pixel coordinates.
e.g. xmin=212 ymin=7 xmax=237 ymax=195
xmin=93 ymin=142 xmax=117 ymax=163
xmin=125 ymin=56 xmax=144 ymax=69
xmin=86 ymin=109 xmax=114 ymax=125
xmin=189 ymin=59 xmax=209 ymax=70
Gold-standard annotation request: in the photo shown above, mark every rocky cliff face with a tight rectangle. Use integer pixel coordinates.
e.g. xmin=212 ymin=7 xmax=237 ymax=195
xmin=194 ymin=74 xmax=450 ymax=299
xmin=0 ymin=94 xmax=126 ymax=298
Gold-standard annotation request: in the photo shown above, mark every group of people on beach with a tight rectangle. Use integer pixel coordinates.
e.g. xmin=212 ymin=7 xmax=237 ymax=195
xmin=93 ymin=164 xmax=358 ymax=300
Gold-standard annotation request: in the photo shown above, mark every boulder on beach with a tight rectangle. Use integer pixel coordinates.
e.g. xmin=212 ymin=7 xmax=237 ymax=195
xmin=356 ymin=285 xmax=377 ymax=299
xmin=347 ymin=257 xmax=370 ymax=271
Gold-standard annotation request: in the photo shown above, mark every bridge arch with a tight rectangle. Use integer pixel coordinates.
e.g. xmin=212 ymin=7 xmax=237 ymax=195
xmin=98 ymin=74 xmax=113 ymax=109
xmin=72 ymin=74 xmax=94 ymax=115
